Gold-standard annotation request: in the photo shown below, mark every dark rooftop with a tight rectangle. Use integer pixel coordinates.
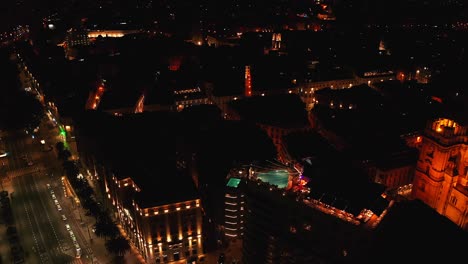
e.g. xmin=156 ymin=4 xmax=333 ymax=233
xmin=367 ymin=199 xmax=468 ymax=263
xmin=132 ymin=168 xmax=200 ymax=208
xmin=228 ymin=94 xmax=310 ymax=128
xmin=74 ymin=111 xmax=199 ymax=208
xmin=303 ymin=155 xmax=387 ymax=216
xmin=283 ymin=131 xmax=335 ymax=161
xmin=314 ymin=84 xmax=384 ymax=110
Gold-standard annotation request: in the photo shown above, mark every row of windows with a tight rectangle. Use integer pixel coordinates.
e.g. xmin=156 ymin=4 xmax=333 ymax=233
xmin=156 ymin=241 xmax=198 ymax=252
xmin=154 ymin=249 xmax=198 ymax=260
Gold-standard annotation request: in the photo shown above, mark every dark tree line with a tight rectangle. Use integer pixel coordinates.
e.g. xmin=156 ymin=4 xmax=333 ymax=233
xmin=0 ymin=47 xmax=44 ymax=133
xmin=55 ymin=142 xmax=130 ymax=261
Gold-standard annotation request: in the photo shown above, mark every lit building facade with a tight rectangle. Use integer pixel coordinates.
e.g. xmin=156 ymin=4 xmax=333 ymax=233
xmin=105 ymin=175 xmax=204 ymax=263
xmin=64 ymin=28 xmax=90 ymax=59
xmin=225 ymin=164 xmax=392 ymax=263
xmin=224 ymin=178 xmax=245 ymax=239
xmin=412 ymin=117 xmax=468 ymax=230
xmin=245 ymin=65 xmax=252 ymax=97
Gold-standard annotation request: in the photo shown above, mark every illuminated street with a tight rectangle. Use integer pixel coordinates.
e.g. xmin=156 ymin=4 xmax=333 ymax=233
xmin=1 ymin=1 xmax=468 ymax=263
xmin=0 ymin=118 xmax=94 ymax=264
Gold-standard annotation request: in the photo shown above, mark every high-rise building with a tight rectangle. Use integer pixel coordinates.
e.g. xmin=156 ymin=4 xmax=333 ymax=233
xmin=225 ymin=161 xmax=391 ymax=263
xmin=412 ymin=117 xmax=468 ymax=230
xmin=223 ymin=177 xmax=245 ymax=239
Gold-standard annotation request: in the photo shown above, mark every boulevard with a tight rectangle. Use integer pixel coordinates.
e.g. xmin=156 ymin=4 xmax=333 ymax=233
xmin=1 ymin=118 xmax=94 ymax=264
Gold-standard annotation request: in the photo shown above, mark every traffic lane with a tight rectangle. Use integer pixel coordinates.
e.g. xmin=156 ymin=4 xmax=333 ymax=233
xmin=26 ymin=172 xmax=79 ymax=263
xmin=13 ymin=173 xmax=76 ymax=263
xmin=12 ymin=173 xmax=43 ymax=264
xmin=3 ymin=131 xmax=38 ymax=172
xmin=15 ymin=173 xmax=54 ymax=263
xmin=3 ymin=135 xmax=27 ymax=171
xmin=61 ymin=190 xmax=93 ymax=260
xmin=45 ymin=172 xmax=86 ymax=262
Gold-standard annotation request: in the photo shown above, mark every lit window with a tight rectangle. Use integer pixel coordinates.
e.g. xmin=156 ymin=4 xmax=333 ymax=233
xmin=450 ymin=196 xmax=458 ymax=205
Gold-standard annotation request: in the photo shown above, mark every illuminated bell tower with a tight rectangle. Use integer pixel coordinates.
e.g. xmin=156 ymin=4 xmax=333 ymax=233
xmin=86 ymin=85 xmax=105 ymax=110
xmin=272 ymin=33 xmax=281 ymax=50
xmin=412 ymin=118 xmax=468 ymax=229
xmin=245 ymin=65 xmax=252 ymax=97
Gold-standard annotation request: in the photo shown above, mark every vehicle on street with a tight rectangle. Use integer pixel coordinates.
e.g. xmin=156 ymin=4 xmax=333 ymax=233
xmin=218 ymin=253 xmax=225 ymax=264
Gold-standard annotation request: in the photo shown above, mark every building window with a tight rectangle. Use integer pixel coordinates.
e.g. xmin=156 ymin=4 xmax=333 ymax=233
xmin=450 ymin=196 xmax=457 ymax=206
xmin=289 ymin=226 xmax=297 ymax=234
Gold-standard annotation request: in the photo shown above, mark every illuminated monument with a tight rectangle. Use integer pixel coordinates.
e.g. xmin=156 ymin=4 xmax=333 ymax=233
xmin=245 ymin=65 xmax=252 ymax=97
xmin=412 ymin=117 xmax=468 ymax=230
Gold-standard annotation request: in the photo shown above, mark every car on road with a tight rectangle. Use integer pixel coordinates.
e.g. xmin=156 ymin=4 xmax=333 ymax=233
xmin=0 ymin=150 xmax=7 ymax=157
xmin=62 ymin=214 xmax=67 ymax=221
xmin=57 ymin=204 xmax=62 ymax=211
xmin=218 ymin=253 xmax=225 ymax=264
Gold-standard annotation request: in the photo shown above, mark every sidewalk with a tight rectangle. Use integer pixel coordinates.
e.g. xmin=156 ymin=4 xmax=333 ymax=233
xmin=0 ymin=182 xmax=14 ymax=264
xmin=202 ymin=239 xmax=243 ymax=264
xmin=71 ymin=168 xmax=145 ymax=264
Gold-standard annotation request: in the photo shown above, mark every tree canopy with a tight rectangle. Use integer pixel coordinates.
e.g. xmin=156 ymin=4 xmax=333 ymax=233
xmin=0 ymin=48 xmax=44 ymax=131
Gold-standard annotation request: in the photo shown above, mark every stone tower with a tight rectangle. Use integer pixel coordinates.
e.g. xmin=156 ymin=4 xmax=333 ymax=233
xmin=412 ymin=117 xmax=468 ymax=230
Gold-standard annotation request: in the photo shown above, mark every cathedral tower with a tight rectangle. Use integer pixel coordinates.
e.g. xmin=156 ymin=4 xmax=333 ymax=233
xmin=412 ymin=117 xmax=468 ymax=230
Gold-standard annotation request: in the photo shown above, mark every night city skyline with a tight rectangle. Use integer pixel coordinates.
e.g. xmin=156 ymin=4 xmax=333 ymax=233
xmin=1 ymin=1 xmax=468 ymax=264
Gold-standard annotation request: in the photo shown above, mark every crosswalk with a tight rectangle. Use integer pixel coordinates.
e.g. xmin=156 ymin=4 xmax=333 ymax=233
xmin=69 ymin=259 xmax=83 ymax=264
xmin=6 ymin=165 xmax=44 ymax=178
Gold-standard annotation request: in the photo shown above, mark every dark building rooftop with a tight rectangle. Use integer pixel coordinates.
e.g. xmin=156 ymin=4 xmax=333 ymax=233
xmin=98 ymin=84 xmax=143 ymax=111
xmin=303 ymin=155 xmax=387 ymax=216
xmin=283 ymin=131 xmax=335 ymax=161
xmin=314 ymin=84 xmax=384 ymax=110
xmin=367 ymin=199 xmax=468 ymax=263
xmin=75 ymin=111 xmax=199 ymax=208
xmin=228 ymin=94 xmax=309 ymax=128
xmin=132 ymin=168 xmax=200 ymax=208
